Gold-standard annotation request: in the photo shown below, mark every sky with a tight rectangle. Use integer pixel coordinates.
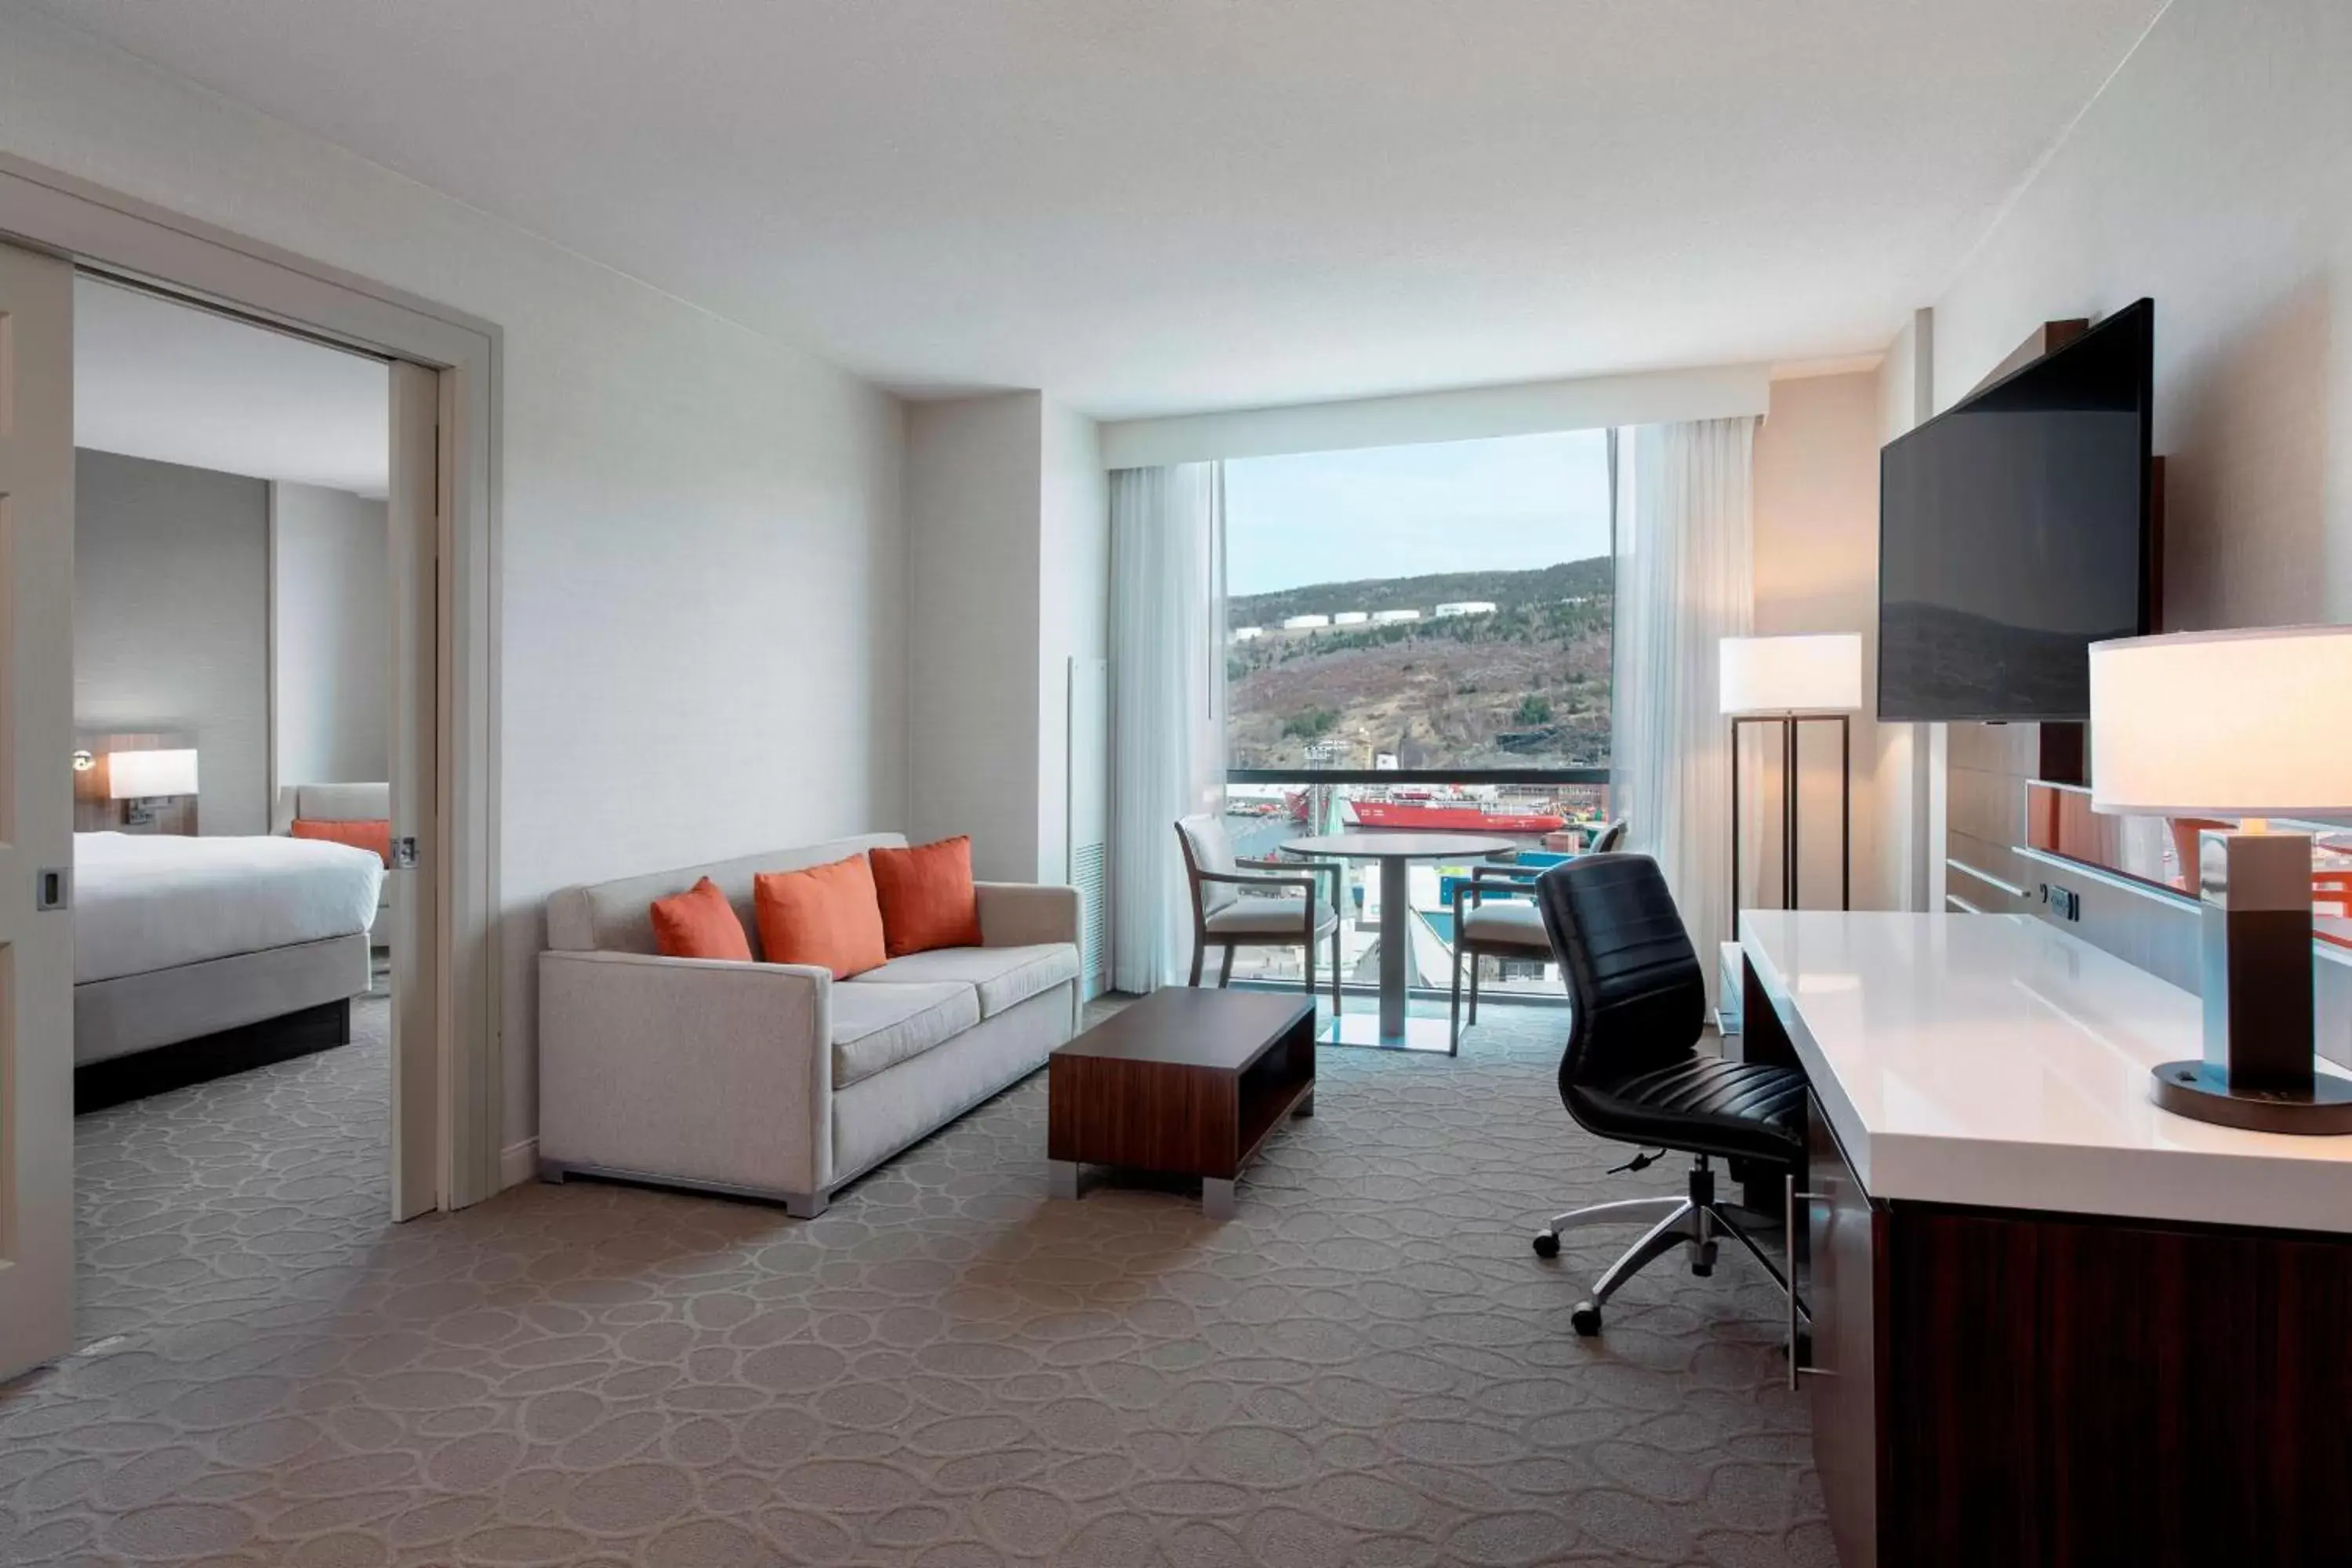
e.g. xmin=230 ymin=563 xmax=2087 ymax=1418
xmin=1224 ymin=428 xmax=1613 ymax=597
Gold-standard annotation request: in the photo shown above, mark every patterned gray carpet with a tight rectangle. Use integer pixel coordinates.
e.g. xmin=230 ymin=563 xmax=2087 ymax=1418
xmin=2 ymin=994 xmax=1831 ymax=1566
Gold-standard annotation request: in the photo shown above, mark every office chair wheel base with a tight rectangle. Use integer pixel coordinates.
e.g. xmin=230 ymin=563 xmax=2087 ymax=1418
xmin=1532 ymin=1230 xmax=1560 ymax=1259
xmin=1570 ymin=1301 xmax=1602 ymax=1337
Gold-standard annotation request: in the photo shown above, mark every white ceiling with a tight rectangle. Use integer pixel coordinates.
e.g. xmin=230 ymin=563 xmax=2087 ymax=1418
xmin=74 ymin=278 xmax=390 ymax=496
xmin=40 ymin=1 xmax=2165 ymax=419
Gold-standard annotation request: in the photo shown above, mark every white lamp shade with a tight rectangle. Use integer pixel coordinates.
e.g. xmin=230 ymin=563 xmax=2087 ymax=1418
xmin=108 ymin=748 xmax=199 ymax=799
xmin=1719 ymin=633 xmax=1863 ymax=714
xmin=2090 ymin=626 xmax=2352 ymax=815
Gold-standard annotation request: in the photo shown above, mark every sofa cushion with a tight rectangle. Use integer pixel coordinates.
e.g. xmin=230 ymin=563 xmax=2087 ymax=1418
xmin=855 ymin=943 xmax=1080 ymax=1018
xmin=830 ymin=981 xmax=979 ymax=1088
xmin=545 ymin=833 xmax=909 ymax=955
xmin=649 ymin=876 xmax=755 ymax=961
xmin=870 ymin=835 xmax=983 ymax=956
xmin=755 ymin=855 xmax=888 ymax=979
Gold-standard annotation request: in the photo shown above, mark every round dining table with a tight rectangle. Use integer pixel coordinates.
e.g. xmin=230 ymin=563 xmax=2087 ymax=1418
xmin=1280 ymin=831 xmax=1518 ymax=1051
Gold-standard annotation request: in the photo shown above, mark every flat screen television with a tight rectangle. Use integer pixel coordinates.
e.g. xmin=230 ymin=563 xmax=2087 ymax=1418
xmin=1878 ymin=297 xmax=2154 ymax=721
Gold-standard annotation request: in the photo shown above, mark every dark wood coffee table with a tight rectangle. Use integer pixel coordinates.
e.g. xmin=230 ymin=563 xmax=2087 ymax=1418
xmin=1047 ymin=989 xmax=1316 ymax=1218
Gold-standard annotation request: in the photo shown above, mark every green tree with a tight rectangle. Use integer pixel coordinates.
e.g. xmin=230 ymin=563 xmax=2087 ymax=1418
xmin=1515 ymin=693 xmax=1554 ymax=725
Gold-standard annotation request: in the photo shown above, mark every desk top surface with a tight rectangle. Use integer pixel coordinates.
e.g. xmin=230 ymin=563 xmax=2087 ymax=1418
xmin=1741 ymin=910 xmax=2352 ymax=1234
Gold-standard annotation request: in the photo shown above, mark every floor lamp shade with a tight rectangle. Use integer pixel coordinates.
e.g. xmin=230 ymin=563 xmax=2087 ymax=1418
xmin=1719 ymin=633 xmax=1863 ymax=714
xmin=2089 ymin=626 xmax=2352 ymax=1134
xmin=1721 ymin=634 xmax=1862 ymax=930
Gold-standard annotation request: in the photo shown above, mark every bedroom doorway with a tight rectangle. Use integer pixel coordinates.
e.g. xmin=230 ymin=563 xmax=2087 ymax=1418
xmin=61 ymin=274 xmax=440 ymax=1304
xmin=0 ymin=152 xmax=500 ymax=1385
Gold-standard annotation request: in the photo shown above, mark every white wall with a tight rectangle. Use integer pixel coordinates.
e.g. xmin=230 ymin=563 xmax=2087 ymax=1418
xmin=1751 ymin=371 xmax=1883 ymax=908
xmin=1037 ymin=401 xmax=1108 ymax=884
xmin=1871 ymin=311 xmax=1936 ymax=913
xmin=1101 ymin=362 xmax=1772 ymax=467
xmin=74 ymin=448 xmax=272 ymax=836
xmin=270 ymin=481 xmax=388 ymax=788
xmin=1928 ymin=0 xmax=2352 ymax=630
xmin=0 ymin=9 xmax=907 ymax=1163
xmin=904 ymin=392 xmax=1109 ymax=886
xmin=905 ymin=393 xmax=1044 ymax=883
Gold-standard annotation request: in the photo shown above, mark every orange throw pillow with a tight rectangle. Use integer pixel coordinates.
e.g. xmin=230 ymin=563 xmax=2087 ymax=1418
xmin=754 ymin=854 xmax=888 ymax=978
xmin=648 ymin=876 xmax=753 ymax=962
xmin=291 ymin=817 xmax=394 ymax=866
xmin=869 ymin=835 xmax=983 ymax=956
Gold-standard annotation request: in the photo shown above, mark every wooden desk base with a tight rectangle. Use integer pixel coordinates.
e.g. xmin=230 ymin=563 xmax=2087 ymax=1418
xmin=1758 ymin=956 xmax=2352 ymax=1566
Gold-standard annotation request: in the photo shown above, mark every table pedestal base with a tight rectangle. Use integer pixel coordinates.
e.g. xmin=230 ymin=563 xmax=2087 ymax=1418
xmin=1323 ymin=1014 xmax=1457 ymax=1054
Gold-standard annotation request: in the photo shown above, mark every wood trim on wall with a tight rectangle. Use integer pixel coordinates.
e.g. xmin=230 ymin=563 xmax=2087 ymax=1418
xmin=0 ymin=151 xmax=506 ymax=1211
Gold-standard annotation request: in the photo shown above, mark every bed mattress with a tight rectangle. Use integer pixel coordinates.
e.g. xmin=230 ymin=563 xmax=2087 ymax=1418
xmin=74 ymin=831 xmax=386 ymax=984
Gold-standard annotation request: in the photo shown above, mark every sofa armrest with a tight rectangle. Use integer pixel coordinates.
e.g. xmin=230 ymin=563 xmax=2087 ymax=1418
xmin=538 ymin=950 xmax=835 ymax=1196
xmin=974 ymin=881 xmax=1081 ymax=949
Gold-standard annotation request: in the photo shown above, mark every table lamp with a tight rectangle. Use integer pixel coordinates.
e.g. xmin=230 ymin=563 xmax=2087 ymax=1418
xmin=2090 ymin=626 xmax=2352 ymax=1133
xmin=1721 ymin=633 xmax=1863 ymax=931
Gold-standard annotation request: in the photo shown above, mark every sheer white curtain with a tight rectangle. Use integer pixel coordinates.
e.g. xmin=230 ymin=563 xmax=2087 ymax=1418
xmin=1610 ymin=419 xmax=1755 ymax=999
xmin=1109 ymin=463 xmax=1226 ymax=992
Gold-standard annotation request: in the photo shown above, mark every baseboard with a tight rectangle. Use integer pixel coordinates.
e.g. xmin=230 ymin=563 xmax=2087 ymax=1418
xmin=499 ymin=1136 xmax=539 ymax=1191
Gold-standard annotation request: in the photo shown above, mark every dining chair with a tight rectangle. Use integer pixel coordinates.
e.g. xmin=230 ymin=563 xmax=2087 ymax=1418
xmin=1448 ymin=818 xmax=1626 ymax=1052
xmin=1174 ymin=815 xmax=1343 ymax=1014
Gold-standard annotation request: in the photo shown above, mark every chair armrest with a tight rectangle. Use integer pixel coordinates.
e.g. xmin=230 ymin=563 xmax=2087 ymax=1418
xmin=1460 ymin=862 xmax=1541 ymax=912
xmin=538 ymin=950 xmax=834 ymax=1194
xmin=1198 ymin=869 xmax=1318 ymax=896
xmin=1240 ymin=855 xmax=1342 ymax=896
xmin=975 ymin=882 xmax=1080 ymax=948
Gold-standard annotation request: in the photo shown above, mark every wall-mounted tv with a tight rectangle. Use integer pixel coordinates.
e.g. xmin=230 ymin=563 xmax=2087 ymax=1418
xmin=1878 ymin=298 xmax=2154 ymax=722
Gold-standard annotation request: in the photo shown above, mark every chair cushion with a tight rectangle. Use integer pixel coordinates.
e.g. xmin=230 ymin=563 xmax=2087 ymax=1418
xmin=1569 ymin=1056 xmax=1806 ymax=1167
xmin=855 ymin=943 xmax=1079 ymax=1018
xmin=1206 ymin=895 xmax=1339 ymax=937
xmin=869 ymin=836 xmax=983 ymax=956
xmin=755 ymin=855 xmax=887 ymax=978
xmin=648 ymin=876 xmax=754 ymax=961
xmin=1177 ymin=815 xmax=1242 ymax=913
xmin=1461 ymin=901 xmax=1550 ymax=949
xmin=830 ymin=981 xmax=980 ymax=1087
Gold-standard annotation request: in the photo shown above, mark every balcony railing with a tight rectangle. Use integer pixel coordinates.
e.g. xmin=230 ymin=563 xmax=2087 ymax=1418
xmin=1218 ymin=771 xmax=1609 ymax=1001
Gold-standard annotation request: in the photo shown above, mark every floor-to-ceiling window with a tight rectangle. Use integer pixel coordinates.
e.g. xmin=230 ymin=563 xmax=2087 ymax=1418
xmin=1221 ymin=428 xmax=1615 ymax=999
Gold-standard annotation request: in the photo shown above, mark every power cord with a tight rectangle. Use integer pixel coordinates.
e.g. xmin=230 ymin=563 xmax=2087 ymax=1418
xmin=1606 ymin=1149 xmax=1665 ymax=1176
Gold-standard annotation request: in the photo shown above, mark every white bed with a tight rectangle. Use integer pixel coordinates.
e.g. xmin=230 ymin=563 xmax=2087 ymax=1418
xmin=73 ymin=831 xmax=386 ymax=1083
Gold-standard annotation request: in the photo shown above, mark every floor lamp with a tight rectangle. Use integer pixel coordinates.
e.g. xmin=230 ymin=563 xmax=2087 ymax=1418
xmin=1721 ymin=633 xmax=1863 ymax=937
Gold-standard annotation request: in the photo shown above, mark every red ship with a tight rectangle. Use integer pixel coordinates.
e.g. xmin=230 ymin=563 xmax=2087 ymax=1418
xmin=1341 ymin=793 xmax=1566 ymax=833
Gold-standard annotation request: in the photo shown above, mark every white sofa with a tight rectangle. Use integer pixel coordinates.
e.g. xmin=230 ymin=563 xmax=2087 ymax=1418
xmin=537 ymin=832 xmax=1080 ymax=1218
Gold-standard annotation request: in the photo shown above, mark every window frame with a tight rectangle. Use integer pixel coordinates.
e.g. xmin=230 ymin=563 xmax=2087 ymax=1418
xmin=1221 ymin=428 xmax=1621 ymax=789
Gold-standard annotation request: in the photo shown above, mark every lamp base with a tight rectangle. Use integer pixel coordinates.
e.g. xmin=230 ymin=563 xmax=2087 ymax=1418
xmin=2151 ymin=1061 xmax=2352 ymax=1136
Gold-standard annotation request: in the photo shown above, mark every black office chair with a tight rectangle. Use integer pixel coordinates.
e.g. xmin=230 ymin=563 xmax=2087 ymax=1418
xmin=1530 ymin=852 xmax=1806 ymax=1336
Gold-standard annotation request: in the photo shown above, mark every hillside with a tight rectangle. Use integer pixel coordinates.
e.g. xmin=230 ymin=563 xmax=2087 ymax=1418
xmin=1228 ymin=559 xmax=1613 ymax=771
xmin=1230 ymin=557 xmax=1612 ymax=630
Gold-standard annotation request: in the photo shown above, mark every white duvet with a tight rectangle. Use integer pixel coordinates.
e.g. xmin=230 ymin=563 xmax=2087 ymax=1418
xmin=74 ymin=832 xmax=386 ymax=985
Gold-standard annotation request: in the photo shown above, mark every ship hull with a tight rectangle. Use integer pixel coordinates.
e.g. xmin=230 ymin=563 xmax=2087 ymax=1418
xmin=1345 ymin=800 xmax=1566 ymax=833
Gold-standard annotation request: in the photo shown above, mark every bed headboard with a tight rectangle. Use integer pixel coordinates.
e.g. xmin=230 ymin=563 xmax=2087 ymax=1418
xmin=270 ymin=782 xmax=391 ymax=835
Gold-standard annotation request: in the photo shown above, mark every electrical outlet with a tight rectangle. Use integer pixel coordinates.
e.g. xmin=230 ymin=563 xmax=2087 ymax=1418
xmin=2048 ymin=884 xmax=2082 ymax=922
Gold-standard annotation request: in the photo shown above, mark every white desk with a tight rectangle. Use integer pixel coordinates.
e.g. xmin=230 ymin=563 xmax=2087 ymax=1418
xmin=1740 ymin=909 xmax=2352 ymax=1235
xmin=1737 ymin=909 xmax=2352 ymax=1566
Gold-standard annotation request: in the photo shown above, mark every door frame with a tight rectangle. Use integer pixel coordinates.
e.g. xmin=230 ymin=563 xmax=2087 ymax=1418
xmin=0 ymin=151 xmax=504 ymax=1210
